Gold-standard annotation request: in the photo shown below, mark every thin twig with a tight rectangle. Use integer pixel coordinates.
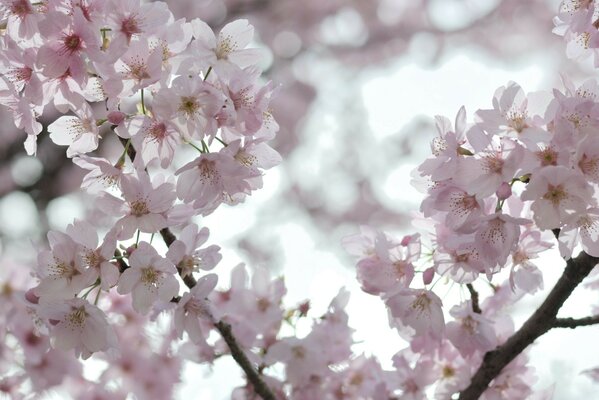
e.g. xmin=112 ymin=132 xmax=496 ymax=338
xmin=466 ymin=283 xmax=481 ymax=314
xmin=553 ymin=315 xmax=599 ymax=329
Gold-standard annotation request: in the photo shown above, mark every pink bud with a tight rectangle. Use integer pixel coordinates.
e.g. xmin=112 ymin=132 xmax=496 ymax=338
xmin=422 ymin=267 xmax=435 ymax=285
xmin=107 ymin=111 xmax=126 ymax=126
xmin=400 ymin=235 xmax=412 ymax=246
xmin=298 ymin=300 xmax=310 ymax=317
xmin=496 ymin=182 xmax=512 ymax=200
xmin=25 ymin=288 xmax=39 ymax=304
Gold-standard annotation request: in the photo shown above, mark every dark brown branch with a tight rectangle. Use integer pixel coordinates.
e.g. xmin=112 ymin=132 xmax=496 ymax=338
xmin=553 ymin=315 xmax=599 ymax=329
xmin=459 ymin=251 xmax=599 ymax=400
xmin=214 ymin=320 xmax=277 ymax=400
xmin=118 ymin=139 xmax=278 ymax=400
xmin=466 ymin=283 xmax=481 ymax=314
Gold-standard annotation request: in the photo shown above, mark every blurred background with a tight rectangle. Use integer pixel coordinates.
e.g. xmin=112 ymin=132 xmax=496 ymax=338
xmin=2 ymin=0 xmax=599 ymax=398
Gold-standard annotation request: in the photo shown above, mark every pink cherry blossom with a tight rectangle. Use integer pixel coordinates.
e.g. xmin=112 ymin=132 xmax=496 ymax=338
xmin=34 ymin=231 xmax=97 ymax=300
xmin=521 ymin=165 xmax=594 ymax=230
xmin=175 ymin=149 xmax=254 ymax=214
xmin=385 ymin=288 xmax=445 ymax=341
xmin=39 ymin=298 xmax=117 ymax=359
xmin=166 ymin=224 xmax=221 ymax=278
xmin=65 ymin=220 xmax=119 ymax=291
xmin=152 ymin=75 xmax=224 ymax=140
xmin=446 ymin=301 xmax=497 ymax=358
xmin=116 ymin=242 xmax=179 ymax=314
xmin=98 ymin=171 xmax=178 ymax=239
xmin=36 ymin=8 xmax=100 ymax=84
xmin=173 ymin=273 xmax=217 ymax=344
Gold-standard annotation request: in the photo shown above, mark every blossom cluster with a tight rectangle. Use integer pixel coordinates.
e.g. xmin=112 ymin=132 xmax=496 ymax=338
xmin=1 ymin=0 xmax=599 ymax=399
xmin=344 ymin=67 xmax=599 ymax=399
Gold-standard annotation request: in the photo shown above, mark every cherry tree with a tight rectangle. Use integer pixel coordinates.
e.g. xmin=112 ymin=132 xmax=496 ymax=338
xmin=0 ymin=0 xmax=598 ymax=399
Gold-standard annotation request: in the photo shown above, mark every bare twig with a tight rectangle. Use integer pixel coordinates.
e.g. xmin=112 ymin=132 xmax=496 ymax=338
xmin=459 ymin=250 xmax=599 ymax=400
xmin=553 ymin=315 xmax=599 ymax=329
xmin=466 ymin=283 xmax=481 ymax=314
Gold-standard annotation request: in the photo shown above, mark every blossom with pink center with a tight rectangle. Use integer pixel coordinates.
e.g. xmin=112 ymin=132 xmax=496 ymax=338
xmin=434 ymin=238 xmax=485 ymax=284
xmin=343 ymin=228 xmax=417 ymax=295
xmin=446 ymin=301 xmax=497 ymax=358
xmin=385 ymin=288 xmax=445 ymax=341
xmin=48 ymin=102 xmax=100 ymax=157
xmin=65 ymin=220 xmax=119 ymax=291
xmin=190 ymin=18 xmax=263 ymax=74
xmin=0 ymin=36 xmax=43 ymax=104
xmin=34 ymin=231 xmax=97 ymax=300
xmin=73 ymin=155 xmax=128 ymax=193
xmin=39 ymin=298 xmax=117 ymax=359
xmin=574 ymin=134 xmax=599 ymax=182
xmin=431 ymin=184 xmax=485 ymax=233
xmin=217 ymin=66 xmax=276 ymax=136
xmin=173 ymin=273 xmax=217 ymax=344
xmin=1 ymin=0 xmax=44 ymax=40
xmin=521 ymin=165 xmax=594 ymax=229
xmin=166 ymin=224 xmax=221 ymax=278
xmin=36 ymin=8 xmax=100 ymax=84
xmin=458 ymin=135 xmax=525 ymax=198
xmin=39 ymin=66 xmax=89 ymax=114
xmin=175 ymin=150 xmax=254 ymax=214
xmin=104 ymin=0 xmax=172 ymax=58
xmin=474 ymin=211 xmax=528 ymax=270
xmin=475 ymin=81 xmax=548 ymax=146
xmin=97 ymin=38 xmax=163 ymax=101
xmin=97 ymin=171 xmax=177 ymax=239
xmin=152 ymin=75 xmax=225 ymax=140
xmin=117 ymin=242 xmax=179 ymax=314
xmin=116 ymin=114 xmax=181 ymax=168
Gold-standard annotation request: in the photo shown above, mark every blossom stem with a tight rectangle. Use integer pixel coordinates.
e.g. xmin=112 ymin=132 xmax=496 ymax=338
xmin=203 ymin=66 xmax=213 ymax=81
xmin=187 ymin=141 xmax=204 ymax=153
xmin=459 ymin=251 xmax=599 ymax=399
xmin=140 ymin=89 xmax=147 ymax=115
xmin=215 ymin=136 xmax=228 ymax=147
xmin=93 ymin=286 xmax=101 ymax=305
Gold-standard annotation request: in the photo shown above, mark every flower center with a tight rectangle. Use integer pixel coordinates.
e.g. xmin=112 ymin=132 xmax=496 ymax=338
xmin=141 ymin=267 xmax=158 ymax=284
xmin=130 ymin=200 xmax=149 ymax=216
xmin=67 ymin=306 xmax=87 ymax=328
xmin=543 ymin=184 xmax=567 ymax=205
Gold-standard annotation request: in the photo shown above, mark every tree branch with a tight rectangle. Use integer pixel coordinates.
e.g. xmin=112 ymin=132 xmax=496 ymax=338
xmin=466 ymin=283 xmax=481 ymax=314
xmin=553 ymin=315 xmax=599 ymax=329
xmin=458 ymin=250 xmax=599 ymax=400
xmin=114 ymin=135 xmax=278 ymax=400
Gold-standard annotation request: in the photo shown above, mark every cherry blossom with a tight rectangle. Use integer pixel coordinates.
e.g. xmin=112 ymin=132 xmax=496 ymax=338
xmin=116 ymin=242 xmax=179 ymax=314
xmin=39 ymin=298 xmax=117 ymax=359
